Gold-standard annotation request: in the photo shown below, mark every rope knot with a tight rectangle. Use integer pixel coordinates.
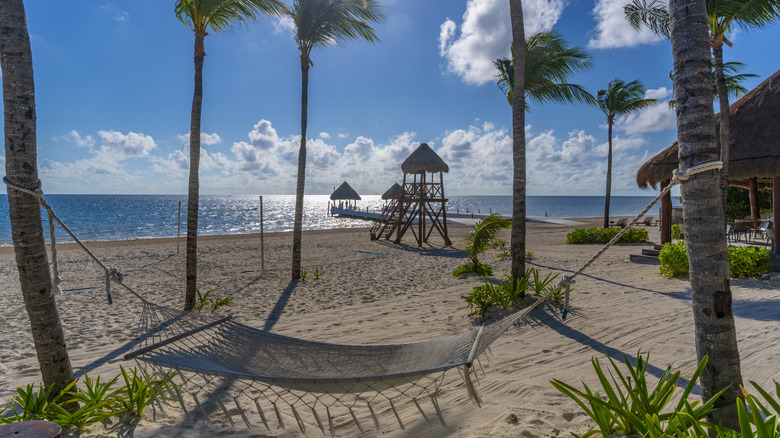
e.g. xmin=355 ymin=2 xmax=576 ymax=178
xmin=559 ymin=275 xmax=575 ymax=289
xmin=672 ymin=160 xmax=723 ymax=182
xmin=108 ymin=267 xmax=123 ymax=284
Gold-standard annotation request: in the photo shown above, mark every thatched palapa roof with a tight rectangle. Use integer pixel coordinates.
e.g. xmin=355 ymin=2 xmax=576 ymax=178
xmin=637 ymin=68 xmax=780 ymax=189
xmin=330 ymin=181 xmax=361 ymax=200
xmin=401 ymin=143 xmax=449 ymax=174
xmin=381 ymin=182 xmax=402 ymax=200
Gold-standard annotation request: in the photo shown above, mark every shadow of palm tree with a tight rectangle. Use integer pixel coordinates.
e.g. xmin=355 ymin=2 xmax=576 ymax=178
xmin=263 ymin=281 xmax=299 ymax=331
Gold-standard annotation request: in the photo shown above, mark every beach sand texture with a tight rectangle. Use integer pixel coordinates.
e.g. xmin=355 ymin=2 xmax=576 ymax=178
xmin=1 ymin=219 xmax=778 ymax=437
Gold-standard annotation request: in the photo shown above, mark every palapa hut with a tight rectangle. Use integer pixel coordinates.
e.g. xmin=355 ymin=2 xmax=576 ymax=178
xmin=330 ymin=181 xmax=361 ymax=209
xmin=370 ymin=143 xmax=452 ymax=246
xmin=637 ymin=68 xmax=780 ymax=248
xmin=381 ymin=182 xmax=402 ymax=200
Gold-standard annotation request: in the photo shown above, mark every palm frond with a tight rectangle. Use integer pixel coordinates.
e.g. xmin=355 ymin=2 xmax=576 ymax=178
xmin=597 ymin=78 xmax=657 ymax=117
xmin=493 ymin=57 xmax=514 ymax=105
xmin=710 ymin=0 xmax=780 ymax=32
xmin=292 ymin=0 xmax=385 ymax=53
xmin=176 ymin=0 xmax=287 ymax=33
xmin=466 ymin=214 xmax=512 ymax=264
xmin=669 ymin=59 xmax=758 ymax=103
xmin=624 ymin=0 xmax=671 ymax=38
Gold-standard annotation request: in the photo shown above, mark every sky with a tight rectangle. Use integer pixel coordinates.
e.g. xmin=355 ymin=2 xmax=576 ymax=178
xmin=3 ymin=0 xmax=779 ymax=196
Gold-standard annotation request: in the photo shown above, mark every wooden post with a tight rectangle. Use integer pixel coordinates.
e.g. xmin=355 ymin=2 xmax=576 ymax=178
xmin=749 ymin=177 xmax=760 ymax=222
xmin=260 ymin=196 xmax=265 ymax=274
xmin=177 ymin=201 xmax=182 ymax=253
xmin=774 ymin=177 xmax=779 ymax=254
xmin=660 ymin=181 xmax=672 ymax=244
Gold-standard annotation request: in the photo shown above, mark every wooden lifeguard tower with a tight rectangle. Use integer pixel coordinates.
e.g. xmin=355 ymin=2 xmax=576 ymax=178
xmin=370 ymin=143 xmax=451 ymax=246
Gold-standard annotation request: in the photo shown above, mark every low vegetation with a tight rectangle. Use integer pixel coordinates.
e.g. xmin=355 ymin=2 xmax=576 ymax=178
xmin=461 ymin=268 xmax=560 ymax=318
xmin=566 ymin=227 xmax=648 ymax=244
xmin=659 ymin=242 xmax=771 ymax=278
xmin=193 ymin=288 xmax=234 ymax=312
xmin=453 ymin=214 xmax=511 ymax=277
xmin=0 ymin=366 xmax=174 ymax=429
xmin=551 ymin=352 xmax=780 ymax=437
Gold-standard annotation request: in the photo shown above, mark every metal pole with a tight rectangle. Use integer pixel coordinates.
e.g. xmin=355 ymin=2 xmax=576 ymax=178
xmin=177 ymin=201 xmax=181 ymax=253
xmin=260 ymin=196 xmax=265 ymax=274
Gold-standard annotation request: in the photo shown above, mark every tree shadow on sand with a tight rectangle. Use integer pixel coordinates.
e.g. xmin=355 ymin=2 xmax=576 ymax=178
xmin=262 ymin=281 xmax=299 ymax=331
xmin=371 ymin=239 xmax=464 ymax=258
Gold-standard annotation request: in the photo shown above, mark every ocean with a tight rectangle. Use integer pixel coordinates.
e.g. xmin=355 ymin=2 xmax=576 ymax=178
xmin=0 ymin=194 xmax=674 ymax=246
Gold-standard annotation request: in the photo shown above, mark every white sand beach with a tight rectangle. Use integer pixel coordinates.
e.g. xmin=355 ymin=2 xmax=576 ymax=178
xmin=1 ymin=219 xmax=778 ymax=437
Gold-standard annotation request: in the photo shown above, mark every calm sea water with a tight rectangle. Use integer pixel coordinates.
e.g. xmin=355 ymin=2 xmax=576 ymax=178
xmin=0 ymin=194 xmax=672 ymax=245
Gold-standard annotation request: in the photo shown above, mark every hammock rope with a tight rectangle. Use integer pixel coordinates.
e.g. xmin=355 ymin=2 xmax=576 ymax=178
xmin=3 ymin=162 xmax=721 ymax=433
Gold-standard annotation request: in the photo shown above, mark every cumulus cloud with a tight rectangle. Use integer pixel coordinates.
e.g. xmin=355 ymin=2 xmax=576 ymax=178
xmin=439 ymin=0 xmax=565 ymax=85
xmin=97 ymin=130 xmax=156 ymax=158
xmin=614 ymin=88 xmax=676 ymax=135
xmin=337 ymin=133 xmax=350 ymax=139
xmin=177 ymin=132 xmax=222 ymax=146
xmin=273 ymin=16 xmax=295 ymax=34
xmin=588 ymin=0 xmax=664 ymax=49
xmin=318 ymin=132 xmax=331 ymax=139
xmin=60 ymin=130 xmax=95 ymax=148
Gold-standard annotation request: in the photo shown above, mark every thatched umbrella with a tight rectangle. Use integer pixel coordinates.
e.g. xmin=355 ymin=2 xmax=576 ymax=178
xmin=401 ymin=143 xmax=449 ymax=174
xmin=637 ymin=68 xmax=780 ymax=246
xmin=330 ymin=181 xmax=361 ymax=209
xmin=381 ymin=182 xmax=402 ymax=200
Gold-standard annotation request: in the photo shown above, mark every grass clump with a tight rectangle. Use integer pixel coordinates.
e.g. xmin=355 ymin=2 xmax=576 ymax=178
xmin=193 ymin=288 xmax=234 ymax=312
xmin=566 ymin=227 xmax=648 ymax=244
xmin=461 ymin=268 xmax=559 ymax=318
xmin=659 ymin=242 xmax=772 ymax=278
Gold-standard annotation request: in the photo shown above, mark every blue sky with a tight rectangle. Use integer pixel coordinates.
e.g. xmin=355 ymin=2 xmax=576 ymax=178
xmin=4 ymin=0 xmax=779 ymax=196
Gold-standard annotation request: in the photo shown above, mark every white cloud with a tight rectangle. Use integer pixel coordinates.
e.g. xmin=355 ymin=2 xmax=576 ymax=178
xmin=439 ymin=0 xmax=565 ymax=85
xmin=588 ymin=0 xmax=664 ymax=49
xmin=273 ymin=16 xmax=295 ymax=34
xmin=60 ymin=130 xmax=95 ymax=149
xmin=614 ymin=88 xmax=676 ymax=135
xmin=97 ymin=130 xmax=156 ymax=158
xmin=318 ymin=132 xmax=331 ymax=139
xmin=337 ymin=133 xmax=350 ymax=139
xmin=177 ymin=132 xmax=222 ymax=146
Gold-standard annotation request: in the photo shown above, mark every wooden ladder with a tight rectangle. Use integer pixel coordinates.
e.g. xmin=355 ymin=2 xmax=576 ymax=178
xmin=370 ymin=198 xmax=401 ymax=240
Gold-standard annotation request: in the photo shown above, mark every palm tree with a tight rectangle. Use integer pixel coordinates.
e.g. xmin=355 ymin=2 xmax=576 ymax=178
xmin=175 ymin=0 xmax=285 ymax=309
xmin=666 ymin=60 xmax=758 ymax=108
xmin=493 ymin=31 xmax=596 ymax=109
xmin=596 ymin=79 xmax=656 ymax=229
xmin=495 ymin=28 xmax=594 ymax=280
xmin=288 ymin=0 xmax=384 ymax=281
xmin=465 ymin=214 xmax=512 ymax=266
xmin=508 ymin=0 xmax=527 ymax=285
xmin=0 ymin=0 xmax=76 ymax=397
xmin=669 ymin=0 xmax=743 ymax=428
xmin=626 ymin=0 xmax=780 ymax=210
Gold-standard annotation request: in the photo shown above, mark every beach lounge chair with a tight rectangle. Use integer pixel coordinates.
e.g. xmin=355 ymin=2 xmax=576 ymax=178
xmin=615 ymin=218 xmax=628 ymax=228
xmin=642 ymin=216 xmax=657 ymax=227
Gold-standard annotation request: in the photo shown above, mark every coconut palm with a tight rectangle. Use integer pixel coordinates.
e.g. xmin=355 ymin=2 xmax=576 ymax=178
xmin=596 ymin=79 xmax=656 ymax=229
xmin=175 ymin=0 xmax=285 ymax=309
xmin=669 ymin=0 xmax=743 ymax=428
xmin=508 ymin=0 xmax=527 ymax=285
xmin=465 ymin=214 xmax=512 ymax=265
xmin=493 ymin=30 xmax=596 ymax=109
xmin=288 ymin=0 xmax=384 ymax=281
xmin=626 ymin=0 xmax=780 ymax=210
xmin=0 ymin=0 xmax=76 ymax=396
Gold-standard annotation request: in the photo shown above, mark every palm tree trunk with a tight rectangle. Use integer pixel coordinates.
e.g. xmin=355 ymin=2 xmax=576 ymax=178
xmin=184 ymin=32 xmax=205 ymax=310
xmin=603 ymin=120 xmax=613 ymax=228
xmin=509 ymin=0 xmax=526 ymax=287
xmin=712 ymin=45 xmax=730 ymax=213
xmin=0 ymin=0 xmax=76 ymax=396
xmin=291 ymin=59 xmax=310 ymax=281
xmin=669 ymin=0 xmax=742 ymax=429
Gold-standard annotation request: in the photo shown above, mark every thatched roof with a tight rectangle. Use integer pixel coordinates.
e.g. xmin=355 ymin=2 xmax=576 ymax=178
xmin=637 ymin=68 xmax=780 ymax=189
xmin=401 ymin=143 xmax=449 ymax=174
xmin=330 ymin=181 xmax=361 ymax=200
xmin=381 ymin=182 xmax=402 ymax=200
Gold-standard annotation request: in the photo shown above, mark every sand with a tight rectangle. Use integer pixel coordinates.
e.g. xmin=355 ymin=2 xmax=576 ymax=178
xmin=1 ymin=218 xmax=778 ymax=437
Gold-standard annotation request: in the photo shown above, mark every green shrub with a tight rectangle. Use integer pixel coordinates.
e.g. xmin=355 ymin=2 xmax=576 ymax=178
xmin=672 ymin=224 xmax=684 ymax=239
xmin=193 ymin=288 xmax=235 ymax=312
xmin=453 ymin=262 xmax=493 ymax=278
xmin=566 ymin=227 xmax=648 ymax=244
xmin=659 ymin=242 xmax=772 ymax=278
xmin=461 ymin=268 xmax=559 ymax=317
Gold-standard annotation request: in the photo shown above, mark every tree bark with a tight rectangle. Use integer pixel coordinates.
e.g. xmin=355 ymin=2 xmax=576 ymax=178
xmin=669 ymin=0 xmax=743 ymax=429
xmin=748 ymin=177 xmax=759 ymax=222
xmin=291 ymin=57 xmax=310 ymax=281
xmin=184 ymin=32 xmax=205 ymax=310
xmin=712 ymin=45 xmax=731 ymax=214
xmin=509 ymin=0 xmax=526 ymax=286
xmin=660 ymin=182 xmax=672 ymax=244
xmin=774 ymin=177 xmax=779 ymax=254
xmin=0 ymin=0 xmax=76 ymax=396
xmin=603 ymin=119 xmax=613 ymax=229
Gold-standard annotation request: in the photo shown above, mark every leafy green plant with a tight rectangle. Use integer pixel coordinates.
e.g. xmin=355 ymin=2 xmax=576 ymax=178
xmin=461 ymin=268 xmax=561 ymax=317
xmin=462 ymin=276 xmax=505 ymax=316
xmin=210 ymin=296 xmax=234 ymax=311
xmin=671 ymin=224 xmax=684 ymax=240
xmin=313 ymin=267 xmax=324 ymax=279
xmin=566 ymin=227 xmax=648 ymax=244
xmin=496 ymin=250 xmax=511 ymax=260
xmin=465 ymin=214 xmax=512 ymax=265
xmin=551 ymin=353 xmax=724 ymax=437
xmin=299 ymin=269 xmax=308 ymax=283
xmin=736 ymin=381 xmax=780 ymax=438
xmin=660 ymin=242 xmax=772 ymax=278
xmin=492 ymin=239 xmax=508 ymax=248
xmin=115 ymin=366 xmax=174 ymax=418
xmin=192 ymin=288 xmax=212 ymax=312
xmin=525 ymin=250 xmax=534 ymax=261
xmin=1 ymin=381 xmax=74 ymax=423
xmin=453 ymin=262 xmax=493 ymax=278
